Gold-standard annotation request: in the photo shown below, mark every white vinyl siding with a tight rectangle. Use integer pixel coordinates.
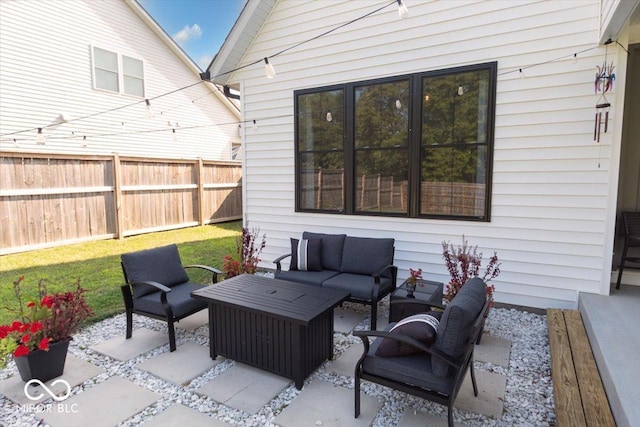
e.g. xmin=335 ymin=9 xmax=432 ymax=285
xmin=0 ymin=0 xmax=240 ymax=161
xmin=228 ymin=0 xmax=624 ymax=309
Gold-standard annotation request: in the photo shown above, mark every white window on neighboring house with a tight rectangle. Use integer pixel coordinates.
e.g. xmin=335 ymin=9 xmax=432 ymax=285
xmin=232 ymin=143 xmax=242 ymax=160
xmin=92 ymin=46 xmax=145 ymax=97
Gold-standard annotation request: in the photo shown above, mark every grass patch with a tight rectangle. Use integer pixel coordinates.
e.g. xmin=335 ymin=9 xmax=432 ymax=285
xmin=0 ymin=221 xmax=242 ymax=325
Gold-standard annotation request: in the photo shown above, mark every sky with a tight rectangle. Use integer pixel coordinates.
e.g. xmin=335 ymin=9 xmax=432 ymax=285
xmin=138 ymin=0 xmax=245 ymax=71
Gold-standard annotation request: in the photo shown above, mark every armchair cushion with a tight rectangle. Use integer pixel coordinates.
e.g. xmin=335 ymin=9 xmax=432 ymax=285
xmin=302 ymin=232 xmax=346 ymax=271
xmin=290 ymin=238 xmax=323 ymax=271
xmin=363 ymin=328 xmax=455 ymax=396
xmin=340 ymin=237 xmax=394 ymax=276
xmin=432 ymin=277 xmax=487 ymax=378
xmin=134 ymin=282 xmax=206 ymax=317
xmin=375 ymin=312 xmax=441 ymax=357
xmin=121 ymin=244 xmax=189 ymax=298
xmin=274 ymin=269 xmax=340 ymax=286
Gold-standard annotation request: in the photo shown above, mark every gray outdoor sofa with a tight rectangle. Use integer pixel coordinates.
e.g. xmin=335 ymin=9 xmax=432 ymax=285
xmin=274 ymin=232 xmax=398 ymax=330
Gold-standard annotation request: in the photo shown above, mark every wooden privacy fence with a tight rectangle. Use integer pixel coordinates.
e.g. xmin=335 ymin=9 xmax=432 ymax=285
xmin=0 ymin=152 xmax=242 ymax=254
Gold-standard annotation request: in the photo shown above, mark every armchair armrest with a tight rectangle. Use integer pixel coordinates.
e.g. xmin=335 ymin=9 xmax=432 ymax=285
xmin=127 ymin=280 xmax=172 ymax=293
xmin=371 ymin=264 xmax=398 ymax=299
xmin=273 ymin=253 xmax=292 ymax=273
xmin=353 ymin=329 xmax=461 ymax=369
xmin=184 ymin=264 xmax=222 ymax=283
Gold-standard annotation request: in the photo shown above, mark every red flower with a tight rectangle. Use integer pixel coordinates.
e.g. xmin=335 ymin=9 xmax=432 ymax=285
xmin=29 ymin=322 xmax=42 ymax=333
xmin=27 ymin=301 xmax=36 ymax=308
xmin=38 ymin=337 xmax=49 ymax=351
xmin=41 ymin=295 xmax=54 ymax=308
xmin=21 ymin=334 xmax=31 ymax=344
xmin=13 ymin=345 xmax=29 ymax=357
xmin=11 ymin=321 xmax=22 ymax=331
xmin=0 ymin=325 xmax=10 ymax=339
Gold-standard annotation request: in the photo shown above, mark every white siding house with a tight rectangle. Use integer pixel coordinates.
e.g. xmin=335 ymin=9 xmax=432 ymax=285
xmin=209 ymin=0 xmax=640 ymax=309
xmin=0 ymin=0 xmax=240 ymax=160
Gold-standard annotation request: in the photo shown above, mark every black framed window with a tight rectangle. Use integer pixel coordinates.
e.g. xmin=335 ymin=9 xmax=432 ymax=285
xmin=295 ymin=62 xmax=496 ymax=221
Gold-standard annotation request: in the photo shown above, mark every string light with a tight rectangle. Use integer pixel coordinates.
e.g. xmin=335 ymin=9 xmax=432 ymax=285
xmin=145 ymin=99 xmax=154 ymax=118
xmin=253 ymin=119 xmax=258 ymax=130
xmin=172 ymin=128 xmax=177 ymax=142
xmin=264 ymin=58 xmax=276 ymax=79
xmin=82 ymin=135 xmax=87 ymax=147
xmin=519 ymin=68 xmax=525 ymax=79
xmin=397 ymin=0 xmax=409 ymax=18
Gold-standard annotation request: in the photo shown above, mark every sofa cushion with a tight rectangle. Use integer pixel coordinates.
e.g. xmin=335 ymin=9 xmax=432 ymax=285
xmin=290 ymin=238 xmax=322 ymax=271
xmin=274 ymin=269 xmax=340 ymax=287
xmin=340 ymin=236 xmax=394 ymax=276
xmin=321 ymin=273 xmax=393 ymax=300
xmin=375 ymin=312 xmax=441 ymax=357
xmin=134 ymin=281 xmax=206 ymax=317
xmin=361 ymin=324 xmax=455 ymax=396
xmin=302 ymin=232 xmax=346 ymax=272
xmin=121 ymin=244 xmax=189 ymax=298
xmin=432 ymin=277 xmax=487 ymax=378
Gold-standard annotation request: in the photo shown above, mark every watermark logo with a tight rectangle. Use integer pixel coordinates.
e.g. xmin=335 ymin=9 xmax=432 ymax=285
xmin=20 ymin=378 xmax=79 ymax=414
xmin=24 ymin=379 xmax=71 ymax=401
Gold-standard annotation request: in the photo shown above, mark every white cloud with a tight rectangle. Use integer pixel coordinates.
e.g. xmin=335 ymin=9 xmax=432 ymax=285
xmin=173 ymin=24 xmax=202 ymax=46
xmin=198 ymin=55 xmax=214 ymax=70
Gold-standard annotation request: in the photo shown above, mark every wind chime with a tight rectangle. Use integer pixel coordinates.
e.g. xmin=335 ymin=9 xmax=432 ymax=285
xmin=594 ymin=60 xmax=615 ymax=142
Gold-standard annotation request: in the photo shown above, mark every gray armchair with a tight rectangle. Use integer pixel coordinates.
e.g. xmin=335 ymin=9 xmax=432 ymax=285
xmin=354 ymin=278 xmax=490 ymax=427
xmin=120 ymin=244 xmax=221 ymax=351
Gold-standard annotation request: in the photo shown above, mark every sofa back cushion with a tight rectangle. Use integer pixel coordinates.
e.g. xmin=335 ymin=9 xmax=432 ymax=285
xmin=431 ymin=277 xmax=487 ymax=378
xmin=121 ymin=244 xmax=189 ymax=298
xmin=302 ymin=232 xmax=346 ymax=271
xmin=340 ymin=236 xmax=394 ymax=276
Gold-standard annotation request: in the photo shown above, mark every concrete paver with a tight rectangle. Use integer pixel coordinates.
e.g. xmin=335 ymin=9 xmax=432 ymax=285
xmin=2 ymin=354 xmax=104 ymax=405
xmin=456 ymin=369 xmax=506 ymax=419
xmin=325 ymin=343 xmax=363 ymax=378
xmin=141 ymin=403 xmax=231 ymax=427
xmin=91 ymin=327 xmax=167 ymax=361
xmin=475 ymin=334 xmax=511 ymax=367
xmin=334 ymin=308 xmax=366 ymax=333
xmin=175 ymin=310 xmax=208 ymax=331
xmin=274 ymin=379 xmax=382 ymax=427
xmin=138 ymin=342 xmax=220 ymax=385
xmin=398 ymin=408 xmax=468 ymax=427
xmin=197 ymin=363 xmax=291 ymax=414
xmin=41 ymin=376 xmax=158 ymax=427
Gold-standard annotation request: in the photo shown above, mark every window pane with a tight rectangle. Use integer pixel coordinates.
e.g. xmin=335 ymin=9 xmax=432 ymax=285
xmin=123 ymin=56 xmax=143 ymax=78
xmin=123 ymin=76 xmax=144 ymax=97
xmin=299 ymin=152 xmax=344 ymax=211
xmin=95 ymin=69 xmax=118 ymax=92
xmin=355 ymin=149 xmax=408 ymax=214
xmin=94 ymin=47 xmax=117 ymax=71
xmin=355 ymin=80 xmax=409 ymax=149
xmin=298 ymin=90 xmax=343 ymax=152
xmin=420 ymin=146 xmax=486 ymax=217
xmin=422 ymin=69 xmax=490 ymax=145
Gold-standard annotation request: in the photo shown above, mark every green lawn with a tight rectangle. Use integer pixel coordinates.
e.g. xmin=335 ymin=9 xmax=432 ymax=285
xmin=0 ymin=221 xmax=242 ymax=325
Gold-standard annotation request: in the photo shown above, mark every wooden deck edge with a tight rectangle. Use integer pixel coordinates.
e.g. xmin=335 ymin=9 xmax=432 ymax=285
xmin=547 ymin=308 xmax=616 ymax=427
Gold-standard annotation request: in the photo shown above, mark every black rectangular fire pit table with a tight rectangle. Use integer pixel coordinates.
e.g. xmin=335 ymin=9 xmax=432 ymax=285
xmin=191 ymin=274 xmax=350 ymax=390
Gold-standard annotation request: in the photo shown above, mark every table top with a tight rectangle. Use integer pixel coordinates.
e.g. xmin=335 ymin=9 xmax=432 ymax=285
xmin=191 ymin=274 xmax=350 ymax=325
xmin=393 ymin=279 xmax=444 ymax=301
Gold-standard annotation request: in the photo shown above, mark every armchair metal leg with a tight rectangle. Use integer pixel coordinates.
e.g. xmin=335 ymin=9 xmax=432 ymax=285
xmin=167 ymin=319 xmax=177 ymax=352
xmin=354 ymin=375 xmax=361 ymax=418
xmin=616 ymin=242 xmax=629 ymax=289
xmin=470 ymin=360 xmax=478 ymax=397
xmin=447 ymin=403 xmax=454 ymax=427
xmin=370 ymin=302 xmax=378 ymax=330
xmin=125 ymin=309 xmax=133 ymax=339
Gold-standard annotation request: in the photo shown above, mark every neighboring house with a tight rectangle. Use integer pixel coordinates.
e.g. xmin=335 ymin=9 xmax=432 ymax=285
xmin=209 ymin=0 xmax=640 ymax=309
xmin=0 ymin=0 xmax=241 ymax=160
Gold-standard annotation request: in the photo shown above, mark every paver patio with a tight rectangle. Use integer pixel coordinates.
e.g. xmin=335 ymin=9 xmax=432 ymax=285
xmin=1 ymin=304 xmax=512 ymax=426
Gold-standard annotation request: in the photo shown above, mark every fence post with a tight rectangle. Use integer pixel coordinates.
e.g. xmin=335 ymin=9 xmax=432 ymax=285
xmin=197 ymin=158 xmax=205 ymax=226
xmin=112 ymin=153 xmax=124 ymax=239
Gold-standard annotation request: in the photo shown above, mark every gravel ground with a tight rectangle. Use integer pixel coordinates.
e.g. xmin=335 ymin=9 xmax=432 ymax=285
xmin=1 ymin=301 xmax=555 ymax=427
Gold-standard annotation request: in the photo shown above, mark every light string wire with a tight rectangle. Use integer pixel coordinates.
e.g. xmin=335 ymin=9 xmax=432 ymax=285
xmin=0 ymin=0 xmax=624 ymax=143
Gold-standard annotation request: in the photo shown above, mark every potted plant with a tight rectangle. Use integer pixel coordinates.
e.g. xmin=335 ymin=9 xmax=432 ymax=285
xmin=0 ymin=276 xmax=93 ymax=382
xmin=222 ymin=224 xmax=267 ymax=278
xmin=442 ymin=236 xmax=501 ymax=305
xmin=405 ymin=267 xmax=423 ymax=298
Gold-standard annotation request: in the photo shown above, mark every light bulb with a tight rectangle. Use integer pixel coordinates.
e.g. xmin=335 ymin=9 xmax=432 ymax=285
xmin=36 ymin=128 xmax=46 ymax=144
xmin=264 ymin=58 xmax=276 ymax=79
xmin=395 ymin=99 xmax=402 ymax=109
xmin=326 ymin=111 xmax=333 ymax=122
xmin=253 ymin=119 xmax=258 ymax=131
xmin=82 ymin=136 xmax=87 ymax=147
xmin=145 ymin=99 xmax=154 ymax=118
xmin=519 ymin=68 xmax=525 ymax=79
xmin=172 ymin=129 xmax=177 ymax=142
xmin=237 ymin=124 xmax=242 ymax=137
xmin=397 ymin=0 xmax=408 ymax=18
xmin=573 ymin=53 xmax=577 ymax=64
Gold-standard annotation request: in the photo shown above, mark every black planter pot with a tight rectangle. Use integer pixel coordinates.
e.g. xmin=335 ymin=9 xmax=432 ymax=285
xmin=13 ymin=338 xmax=70 ymax=382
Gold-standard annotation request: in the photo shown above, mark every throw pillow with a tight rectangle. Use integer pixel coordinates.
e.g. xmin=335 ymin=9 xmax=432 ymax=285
xmin=375 ymin=312 xmax=441 ymax=357
xmin=290 ymin=238 xmax=322 ymax=271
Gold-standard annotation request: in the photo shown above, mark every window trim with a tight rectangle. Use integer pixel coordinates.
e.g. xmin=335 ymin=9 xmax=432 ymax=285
xmin=91 ymin=45 xmax=146 ymax=98
xmin=294 ymin=61 xmax=497 ymax=222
